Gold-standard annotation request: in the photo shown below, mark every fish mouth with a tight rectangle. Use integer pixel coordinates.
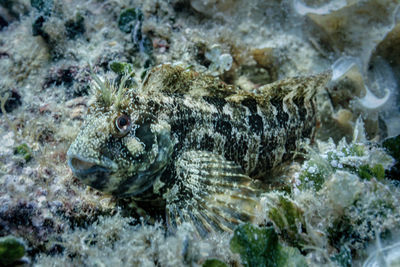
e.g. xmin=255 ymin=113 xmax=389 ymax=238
xmin=67 ymin=154 xmax=116 ymax=178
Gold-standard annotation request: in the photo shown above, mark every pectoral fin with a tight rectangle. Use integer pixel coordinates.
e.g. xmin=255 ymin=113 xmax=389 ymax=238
xmin=164 ymin=151 xmax=264 ymax=237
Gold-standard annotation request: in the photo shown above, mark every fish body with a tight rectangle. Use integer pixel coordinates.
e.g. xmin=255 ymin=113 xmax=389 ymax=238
xmin=67 ymin=64 xmax=330 ymax=234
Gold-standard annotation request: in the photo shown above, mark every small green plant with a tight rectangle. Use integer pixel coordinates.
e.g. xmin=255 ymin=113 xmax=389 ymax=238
xmin=297 ymin=136 xmax=394 ymax=192
xmin=14 ymin=143 xmax=32 ymax=162
xmin=110 ymin=62 xmax=134 ymax=76
xmin=0 ymin=236 xmax=26 ymax=266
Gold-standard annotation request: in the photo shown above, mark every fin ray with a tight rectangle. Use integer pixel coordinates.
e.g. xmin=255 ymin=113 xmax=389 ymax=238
xmin=165 ymin=151 xmax=263 ymax=236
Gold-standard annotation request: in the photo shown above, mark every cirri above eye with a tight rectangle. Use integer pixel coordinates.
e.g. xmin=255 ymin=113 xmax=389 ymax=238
xmin=115 ymin=114 xmax=131 ymax=136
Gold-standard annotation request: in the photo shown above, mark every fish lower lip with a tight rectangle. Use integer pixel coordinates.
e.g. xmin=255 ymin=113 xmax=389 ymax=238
xmin=68 ymin=156 xmax=111 ymax=176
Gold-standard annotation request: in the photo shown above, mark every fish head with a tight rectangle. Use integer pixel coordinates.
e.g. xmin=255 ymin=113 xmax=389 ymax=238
xmin=67 ymin=82 xmax=173 ymax=197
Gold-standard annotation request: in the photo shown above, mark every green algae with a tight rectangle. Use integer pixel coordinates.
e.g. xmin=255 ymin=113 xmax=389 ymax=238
xmin=110 ymin=62 xmax=134 ymax=76
xmin=230 ymin=223 xmax=278 ymax=267
xmin=358 ymin=164 xmax=385 ymax=181
xmin=230 ymin=223 xmax=307 ymax=267
xmin=267 ymin=196 xmax=306 ymax=247
xmin=298 ymin=136 xmax=394 ymax=192
xmin=14 ymin=143 xmax=32 ymax=162
xmin=0 ymin=236 xmax=25 ymax=266
xmin=202 ymin=259 xmax=228 ymax=267
xmin=118 ymin=8 xmax=143 ymax=33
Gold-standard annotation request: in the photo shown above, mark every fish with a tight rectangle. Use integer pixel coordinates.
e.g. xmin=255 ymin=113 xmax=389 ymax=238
xmin=67 ymin=64 xmax=331 ymax=236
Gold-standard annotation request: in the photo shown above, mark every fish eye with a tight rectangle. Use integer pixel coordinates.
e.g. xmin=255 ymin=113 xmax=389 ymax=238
xmin=115 ymin=114 xmax=131 ymax=136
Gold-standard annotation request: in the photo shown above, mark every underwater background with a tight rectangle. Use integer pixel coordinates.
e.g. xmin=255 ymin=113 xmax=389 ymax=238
xmin=0 ymin=0 xmax=400 ymax=266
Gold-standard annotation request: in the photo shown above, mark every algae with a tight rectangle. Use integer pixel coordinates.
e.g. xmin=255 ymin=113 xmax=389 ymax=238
xmin=110 ymin=62 xmax=134 ymax=76
xmin=1 ymin=0 xmax=400 ymax=266
xmin=230 ymin=223 xmax=307 ymax=267
xmin=118 ymin=8 xmax=143 ymax=34
xmin=0 ymin=236 xmax=25 ymax=266
xmin=14 ymin=143 xmax=32 ymax=162
xmin=202 ymin=259 xmax=228 ymax=267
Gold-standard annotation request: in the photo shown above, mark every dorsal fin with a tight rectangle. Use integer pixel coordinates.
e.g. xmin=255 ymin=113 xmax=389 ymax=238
xmin=141 ymin=64 xmax=237 ymax=98
xmin=257 ymin=71 xmax=332 ymax=102
xmin=224 ymin=71 xmax=331 ymax=110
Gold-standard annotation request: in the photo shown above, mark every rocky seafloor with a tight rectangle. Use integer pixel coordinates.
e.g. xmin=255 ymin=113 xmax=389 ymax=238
xmin=1 ymin=0 xmax=400 ymax=266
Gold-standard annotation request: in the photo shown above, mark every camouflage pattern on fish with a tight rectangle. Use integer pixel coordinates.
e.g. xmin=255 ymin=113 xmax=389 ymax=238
xmin=67 ymin=64 xmax=330 ymax=235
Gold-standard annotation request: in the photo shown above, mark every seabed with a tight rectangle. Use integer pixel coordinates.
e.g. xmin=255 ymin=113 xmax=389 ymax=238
xmin=0 ymin=0 xmax=400 ymax=266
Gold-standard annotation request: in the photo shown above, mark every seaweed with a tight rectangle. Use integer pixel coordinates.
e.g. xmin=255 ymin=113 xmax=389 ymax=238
xmin=230 ymin=223 xmax=307 ymax=267
xmin=118 ymin=8 xmax=143 ymax=33
xmin=358 ymin=164 xmax=385 ymax=181
xmin=202 ymin=259 xmax=228 ymax=267
xmin=110 ymin=62 xmax=134 ymax=76
xmin=267 ymin=195 xmax=307 ymax=248
xmin=0 ymin=236 xmax=26 ymax=266
xmin=14 ymin=143 xmax=32 ymax=162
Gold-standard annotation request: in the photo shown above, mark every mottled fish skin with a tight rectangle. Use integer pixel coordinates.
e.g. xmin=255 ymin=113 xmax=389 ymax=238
xmin=142 ymin=65 xmax=326 ymax=178
xmin=67 ymin=64 xmax=330 ymax=234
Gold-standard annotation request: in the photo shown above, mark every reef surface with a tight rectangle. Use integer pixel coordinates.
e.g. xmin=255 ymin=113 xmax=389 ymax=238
xmin=0 ymin=0 xmax=399 ymax=266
